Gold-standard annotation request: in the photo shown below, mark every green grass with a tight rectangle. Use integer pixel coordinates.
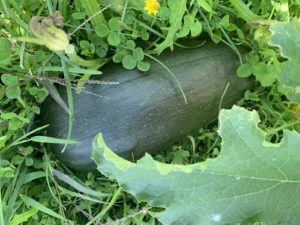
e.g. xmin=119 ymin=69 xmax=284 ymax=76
xmin=1 ymin=0 xmax=300 ymax=224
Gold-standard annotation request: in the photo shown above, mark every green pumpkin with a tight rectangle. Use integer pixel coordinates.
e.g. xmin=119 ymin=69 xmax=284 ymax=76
xmin=42 ymin=43 xmax=253 ymax=171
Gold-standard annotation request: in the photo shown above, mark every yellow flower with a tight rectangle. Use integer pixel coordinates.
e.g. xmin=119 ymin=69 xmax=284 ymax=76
xmin=144 ymin=0 xmax=160 ymax=15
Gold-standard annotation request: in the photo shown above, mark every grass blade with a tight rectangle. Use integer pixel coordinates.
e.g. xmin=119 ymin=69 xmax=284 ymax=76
xmin=58 ymin=186 xmax=107 ymax=204
xmin=22 ymin=171 xmax=46 ymax=184
xmin=0 ymin=0 xmax=10 ymax=16
xmin=86 ymin=187 xmax=122 ymax=225
xmin=79 ymin=0 xmax=107 ymax=29
xmin=60 ymin=58 xmax=74 ymax=153
xmin=20 ymin=195 xmax=72 ymax=223
xmin=51 ymin=168 xmax=110 ymax=197
xmin=4 ymin=166 xmax=25 ymax=224
xmin=0 ymin=183 xmax=4 ymax=225
xmin=45 ymin=0 xmax=53 ymax=15
xmin=30 ymin=136 xmax=79 ymax=145
xmin=43 ymin=66 xmax=103 ymax=75
xmin=40 ymin=80 xmax=69 ymax=113
xmin=2 ymin=125 xmax=49 ymax=154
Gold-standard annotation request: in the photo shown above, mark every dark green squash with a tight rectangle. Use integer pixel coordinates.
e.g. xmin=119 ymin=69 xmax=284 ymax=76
xmin=42 ymin=43 xmax=253 ymax=171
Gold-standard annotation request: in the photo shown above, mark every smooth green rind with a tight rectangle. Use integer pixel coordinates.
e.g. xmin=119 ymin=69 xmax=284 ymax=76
xmin=93 ymin=106 xmax=300 ymax=225
xmin=43 ymin=43 xmax=253 ymax=170
xmin=269 ymin=20 xmax=300 ymax=103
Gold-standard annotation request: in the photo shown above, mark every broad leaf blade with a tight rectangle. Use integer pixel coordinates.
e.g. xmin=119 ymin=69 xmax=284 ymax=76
xmin=269 ymin=20 xmax=300 ymax=103
xmin=92 ymin=106 xmax=300 ymax=225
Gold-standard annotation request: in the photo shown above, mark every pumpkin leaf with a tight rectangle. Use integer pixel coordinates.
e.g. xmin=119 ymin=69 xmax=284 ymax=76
xmin=269 ymin=20 xmax=300 ymax=104
xmin=93 ymin=106 xmax=300 ymax=225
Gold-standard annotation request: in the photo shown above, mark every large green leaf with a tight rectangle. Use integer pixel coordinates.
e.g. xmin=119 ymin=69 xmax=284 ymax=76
xmin=92 ymin=106 xmax=300 ymax=225
xmin=269 ymin=20 xmax=300 ymax=103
